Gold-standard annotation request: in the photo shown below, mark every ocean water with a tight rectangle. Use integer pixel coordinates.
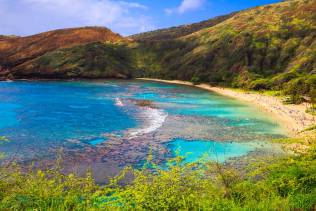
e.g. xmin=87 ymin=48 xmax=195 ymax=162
xmin=0 ymin=80 xmax=286 ymax=166
xmin=167 ymin=138 xmax=257 ymax=163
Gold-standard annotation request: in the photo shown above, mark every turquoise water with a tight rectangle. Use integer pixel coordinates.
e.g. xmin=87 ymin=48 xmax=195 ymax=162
xmin=167 ymin=138 xmax=256 ymax=163
xmin=88 ymin=138 xmax=108 ymax=146
xmin=0 ymin=80 xmax=286 ymax=165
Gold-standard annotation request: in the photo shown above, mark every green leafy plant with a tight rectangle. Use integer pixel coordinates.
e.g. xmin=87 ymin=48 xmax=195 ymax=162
xmin=0 ymin=134 xmax=315 ymax=210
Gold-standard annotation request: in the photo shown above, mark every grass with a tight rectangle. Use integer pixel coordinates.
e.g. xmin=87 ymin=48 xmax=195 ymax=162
xmin=306 ymin=106 xmax=316 ymax=116
xmin=0 ymin=133 xmax=315 ymax=210
xmin=0 ymin=136 xmax=9 ymax=159
xmin=302 ymin=125 xmax=316 ymax=133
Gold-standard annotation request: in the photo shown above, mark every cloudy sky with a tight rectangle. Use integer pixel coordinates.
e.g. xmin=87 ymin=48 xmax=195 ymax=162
xmin=0 ymin=0 xmax=281 ymax=36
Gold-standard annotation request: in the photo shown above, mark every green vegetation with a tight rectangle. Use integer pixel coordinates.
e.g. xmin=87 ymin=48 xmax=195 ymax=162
xmin=0 ymin=134 xmax=315 ymax=210
xmin=0 ymin=136 xmax=9 ymax=159
xmin=0 ymin=1 xmax=315 ymax=209
xmin=31 ymin=42 xmax=135 ymax=79
xmin=134 ymin=0 xmax=316 ymax=104
xmin=302 ymin=125 xmax=316 ymax=133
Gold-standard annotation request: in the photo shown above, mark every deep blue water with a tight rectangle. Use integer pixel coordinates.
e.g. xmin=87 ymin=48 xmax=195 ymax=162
xmin=0 ymin=80 xmax=286 ymax=164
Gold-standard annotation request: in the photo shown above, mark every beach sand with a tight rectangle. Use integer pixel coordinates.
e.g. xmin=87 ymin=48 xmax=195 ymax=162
xmin=137 ymin=78 xmax=316 ymax=137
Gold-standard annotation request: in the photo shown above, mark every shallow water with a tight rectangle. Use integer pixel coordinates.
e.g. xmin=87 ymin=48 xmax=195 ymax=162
xmin=167 ymin=138 xmax=257 ymax=163
xmin=0 ymin=80 xmax=286 ymax=167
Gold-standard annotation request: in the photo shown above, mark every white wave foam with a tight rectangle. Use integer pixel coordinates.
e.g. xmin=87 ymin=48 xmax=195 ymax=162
xmin=1 ymin=80 xmax=13 ymax=83
xmin=115 ymin=98 xmax=124 ymax=107
xmin=128 ymin=107 xmax=168 ymax=139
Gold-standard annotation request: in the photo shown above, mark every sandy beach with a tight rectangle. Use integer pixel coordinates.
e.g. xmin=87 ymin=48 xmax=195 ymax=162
xmin=137 ymin=78 xmax=316 ymax=137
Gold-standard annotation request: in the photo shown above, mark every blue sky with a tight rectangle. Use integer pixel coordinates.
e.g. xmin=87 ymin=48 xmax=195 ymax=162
xmin=0 ymin=0 xmax=281 ymax=36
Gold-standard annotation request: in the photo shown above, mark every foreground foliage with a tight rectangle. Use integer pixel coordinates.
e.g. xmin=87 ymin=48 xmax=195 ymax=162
xmin=0 ymin=134 xmax=315 ymax=210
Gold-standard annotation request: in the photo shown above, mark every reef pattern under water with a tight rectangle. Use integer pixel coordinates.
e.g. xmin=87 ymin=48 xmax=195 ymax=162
xmin=0 ymin=80 xmax=286 ymax=181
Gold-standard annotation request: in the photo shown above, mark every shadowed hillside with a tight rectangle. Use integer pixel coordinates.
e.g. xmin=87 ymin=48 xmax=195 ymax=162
xmin=16 ymin=42 xmax=135 ymax=79
xmin=0 ymin=27 xmax=124 ymax=78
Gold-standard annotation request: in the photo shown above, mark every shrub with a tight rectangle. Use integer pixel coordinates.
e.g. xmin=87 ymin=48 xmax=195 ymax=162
xmin=191 ymin=75 xmax=201 ymax=85
xmin=0 ymin=135 xmax=315 ymax=210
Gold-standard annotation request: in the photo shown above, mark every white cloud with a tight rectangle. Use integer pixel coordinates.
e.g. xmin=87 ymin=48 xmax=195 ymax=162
xmin=165 ymin=0 xmax=205 ymax=15
xmin=0 ymin=0 xmax=155 ymax=36
xmin=118 ymin=1 xmax=148 ymax=10
xmin=164 ymin=8 xmax=173 ymax=15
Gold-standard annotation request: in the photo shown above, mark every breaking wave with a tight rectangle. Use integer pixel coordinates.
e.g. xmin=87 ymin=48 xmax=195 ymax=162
xmin=127 ymin=107 xmax=168 ymax=139
xmin=115 ymin=98 xmax=124 ymax=107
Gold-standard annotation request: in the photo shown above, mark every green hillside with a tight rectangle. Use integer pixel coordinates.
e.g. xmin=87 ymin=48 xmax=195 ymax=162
xmin=137 ymin=0 xmax=316 ymax=101
xmin=13 ymin=42 xmax=135 ymax=79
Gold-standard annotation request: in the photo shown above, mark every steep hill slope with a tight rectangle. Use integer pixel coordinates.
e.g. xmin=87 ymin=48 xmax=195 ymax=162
xmin=140 ymin=0 xmax=316 ymax=99
xmin=15 ymin=42 xmax=135 ymax=79
xmin=0 ymin=27 xmax=124 ymax=78
xmin=129 ymin=13 xmax=235 ymax=42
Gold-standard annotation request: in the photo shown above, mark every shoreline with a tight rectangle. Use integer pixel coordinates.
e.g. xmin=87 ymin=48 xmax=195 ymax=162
xmin=137 ymin=78 xmax=315 ymax=137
